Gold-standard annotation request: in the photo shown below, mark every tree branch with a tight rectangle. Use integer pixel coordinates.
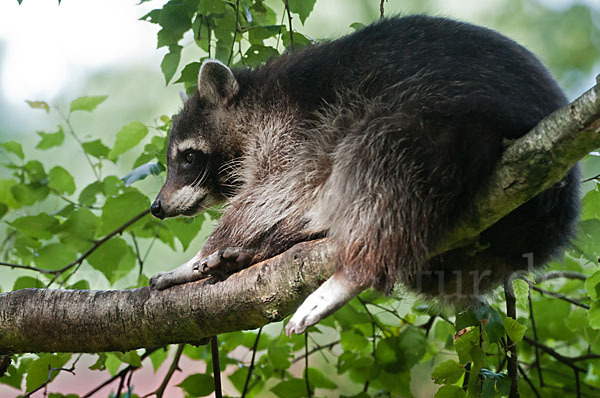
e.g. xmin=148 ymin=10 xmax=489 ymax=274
xmin=1 ymin=80 xmax=599 ymax=355
xmin=0 ymin=240 xmax=335 ymax=354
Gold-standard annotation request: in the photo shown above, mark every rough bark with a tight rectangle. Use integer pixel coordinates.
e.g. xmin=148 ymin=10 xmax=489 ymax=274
xmin=0 ymin=241 xmax=334 ymax=354
xmin=1 ymin=80 xmax=599 ymax=355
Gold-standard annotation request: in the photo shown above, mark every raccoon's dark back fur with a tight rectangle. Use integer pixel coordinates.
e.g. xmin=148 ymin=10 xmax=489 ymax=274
xmin=169 ymin=15 xmax=580 ymax=300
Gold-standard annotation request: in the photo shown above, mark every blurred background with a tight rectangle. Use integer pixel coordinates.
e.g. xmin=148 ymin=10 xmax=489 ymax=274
xmin=0 ymin=0 xmax=599 ymax=396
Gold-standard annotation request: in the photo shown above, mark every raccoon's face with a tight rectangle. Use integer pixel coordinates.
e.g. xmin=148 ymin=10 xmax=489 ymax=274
xmin=151 ymin=60 xmax=240 ymax=220
xmin=151 ymin=132 xmax=223 ymax=219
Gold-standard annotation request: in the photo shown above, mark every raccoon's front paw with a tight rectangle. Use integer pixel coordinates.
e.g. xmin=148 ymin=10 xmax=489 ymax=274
xmin=149 ymin=271 xmax=176 ymax=290
xmin=197 ymin=247 xmax=255 ymax=276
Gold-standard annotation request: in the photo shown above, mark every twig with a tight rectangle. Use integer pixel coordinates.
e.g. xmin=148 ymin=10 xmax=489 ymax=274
xmin=420 ymin=315 xmax=436 ymax=337
xmin=528 ymin=291 xmax=544 ymax=387
xmin=131 ymin=231 xmax=144 ymax=276
xmin=24 ymin=354 xmax=81 ymax=398
xmin=227 ymin=0 xmax=240 ymax=66
xmin=504 ymin=283 xmax=520 ymax=398
xmin=0 ymin=355 xmax=10 ymax=377
xmin=46 ymin=209 xmax=150 ymax=286
xmin=304 ymin=332 xmax=311 ymax=398
xmin=0 ymin=261 xmax=55 ymax=274
xmin=533 ymin=270 xmax=587 ymax=283
xmin=574 ymin=367 xmax=581 ymax=398
xmin=58 ymin=110 xmax=100 ymax=181
xmin=518 ymin=365 xmax=541 ymax=398
xmin=211 ymin=336 xmax=222 ymax=398
xmin=531 ymin=284 xmax=589 ymax=309
xmin=84 ymin=349 xmax=156 ymax=398
xmin=283 ymin=0 xmax=294 ymax=51
xmin=462 ymin=362 xmax=471 ymax=390
xmin=357 ymin=296 xmax=377 ymax=392
xmin=241 ymin=328 xmax=262 ymax=398
xmin=522 ymin=336 xmax=598 ymax=369
xmin=153 ymin=344 xmax=185 ymax=398
xmin=292 ymin=340 xmax=339 ymax=364
xmin=379 ymin=0 xmax=385 ymax=19
xmin=115 ymin=368 xmax=127 ymax=398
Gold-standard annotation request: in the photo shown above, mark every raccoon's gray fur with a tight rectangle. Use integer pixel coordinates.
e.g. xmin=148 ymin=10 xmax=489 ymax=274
xmin=149 ymin=15 xmax=580 ymax=334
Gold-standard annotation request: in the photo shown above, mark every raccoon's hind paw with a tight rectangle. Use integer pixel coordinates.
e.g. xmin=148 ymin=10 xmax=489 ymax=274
xmin=197 ymin=247 xmax=255 ymax=276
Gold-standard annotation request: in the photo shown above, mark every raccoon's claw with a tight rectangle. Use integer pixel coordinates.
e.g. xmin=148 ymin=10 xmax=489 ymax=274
xmin=149 ymin=271 xmax=175 ymax=290
xmin=197 ymin=247 xmax=255 ymax=276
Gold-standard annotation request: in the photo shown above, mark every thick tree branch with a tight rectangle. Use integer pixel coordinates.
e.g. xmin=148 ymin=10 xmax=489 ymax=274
xmin=0 ymin=240 xmax=335 ymax=354
xmin=1 ymin=80 xmax=599 ymax=355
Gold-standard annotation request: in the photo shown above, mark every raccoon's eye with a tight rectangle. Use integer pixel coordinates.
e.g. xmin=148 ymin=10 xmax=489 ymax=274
xmin=184 ymin=152 xmax=195 ymax=164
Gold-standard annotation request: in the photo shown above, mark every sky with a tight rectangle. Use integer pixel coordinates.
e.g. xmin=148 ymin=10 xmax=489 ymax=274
xmin=0 ymin=0 xmax=163 ymax=105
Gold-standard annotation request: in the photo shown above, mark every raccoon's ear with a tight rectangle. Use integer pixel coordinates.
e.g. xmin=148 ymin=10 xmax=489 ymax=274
xmin=198 ymin=60 xmax=239 ymax=105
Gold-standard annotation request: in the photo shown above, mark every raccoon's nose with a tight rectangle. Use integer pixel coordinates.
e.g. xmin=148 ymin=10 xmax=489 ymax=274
xmin=150 ymin=199 xmax=165 ymax=220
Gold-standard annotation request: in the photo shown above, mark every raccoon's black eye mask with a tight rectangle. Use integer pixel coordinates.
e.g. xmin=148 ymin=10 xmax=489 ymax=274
xmin=179 ymin=149 xmax=209 ymax=172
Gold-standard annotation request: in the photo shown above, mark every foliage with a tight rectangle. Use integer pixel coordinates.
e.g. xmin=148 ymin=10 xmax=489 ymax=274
xmin=2 ymin=0 xmax=600 ymax=397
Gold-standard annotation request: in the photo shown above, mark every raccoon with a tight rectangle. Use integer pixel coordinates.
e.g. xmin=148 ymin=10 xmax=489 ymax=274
xmin=149 ymin=15 xmax=580 ymax=335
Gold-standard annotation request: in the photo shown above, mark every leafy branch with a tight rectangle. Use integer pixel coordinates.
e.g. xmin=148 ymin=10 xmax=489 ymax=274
xmin=0 ymin=78 xmax=600 ymax=355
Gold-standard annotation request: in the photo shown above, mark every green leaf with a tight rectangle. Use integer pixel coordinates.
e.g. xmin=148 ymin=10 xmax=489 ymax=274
xmin=178 ymin=373 xmax=215 ymax=397
xmin=175 ymin=61 xmax=201 ymax=85
xmin=512 ymin=279 xmax=530 ymax=309
xmin=455 ymin=310 xmax=479 ymax=330
xmin=36 ymin=127 xmax=64 ymax=149
xmin=0 ymin=141 xmax=24 ymax=159
xmin=589 ymin=301 xmax=600 ymax=330
xmin=431 ymin=360 xmax=465 ymax=385
xmin=25 ymin=100 xmax=50 ymax=113
xmin=161 ymin=45 xmax=182 ymax=84
xmin=581 ymin=187 xmax=600 ymax=220
xmin=286 ymin=0 xmax=316 ymax=24
xmin=11 ymin=183 xmax=49 ymax=205
xmin=435 ymin=384 xmax=467 ymax=398
xmin=268 ymin=344 xmax=291 ymax=369
xmin=25 ymin=353 xmax=71 ymax=392
xmin=150 ymin=347 xmax=169 ymax=372
xmin=340 ymin=330 xmax=369 ymax=352
xmin=86 ymin=237 xmax=136 ymax=284
xmin=248 ymin=25 xmax=283 ymax=42
xmin=566 ymin=307 xmax=589 ymax=332
xmin=350 ymin=22 xmax=365 ymax=31
xmin=105 ymin=353 xmax=122 ymax=376
xmin=475 ymin=305 xmax=504 ymax=343
xmin=58 ymin=208 xmax=99 ymax=252
xmin=82 ymin=139 xmax=110 ymax=158
xmin=13 ymin=276 xmax=44 ymax=290
xmin=0 ymin=178 xmax=20 ymax=209
xmin=586 ymin=270 xmax=600 ymax=301
xmin=34 ymin=243 xmax=77 ymax=270
xmin=99 ymin=191 xmax=150 ymax=235
xmin=243 ymin=44 xmax=279 ymax=66
xmin=48 ymin=166 xmax=76 ymax=195
xmin=122 ymin=161 xmax=165 ymax=187
xmin=78 ymin=181 xmax=104 ymax=206
xmin=11 ymin=213 xmax=59 ymax=240
xmin=69 ymin=95 xmax=108 ymax=112
xmin=113 ymin=351 xmax=142 ymax=367
xmin=271 ymin=378 xmax=308 ymax=398
xmin=165 ymin=216 xmax=205 ymax=251
xmin=454 ymin=327 xmax=479 ymax=364
xmin=108 ymin=121 xmax=149 ymax=161
xmin=305 ymin=367 xmax=337 ymax=389
xmin=24 ymin=160 xmax=47 ymax=181
xmin=375 ymin=327 xmax=426 ymax=373
xmin=157 ymin=0 xmax=195 ymax=47
xmin=503 ymin=317 xmax=527 ymax=342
